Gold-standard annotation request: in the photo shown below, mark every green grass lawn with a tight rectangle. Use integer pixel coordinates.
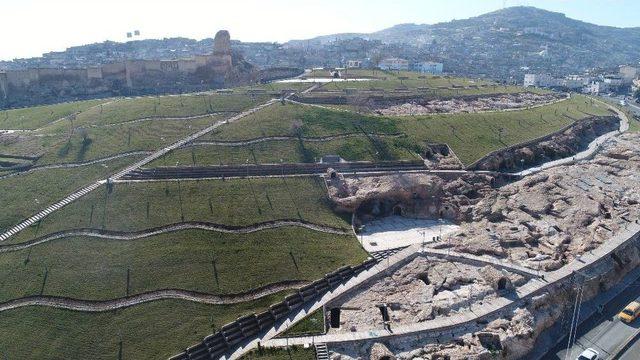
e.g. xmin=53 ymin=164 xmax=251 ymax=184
xmin=65 ymin=93 xmax=270 ymax=128
xmin=197 ymin=95 xmax=611 ymax=166
xmin=241 ymin=346 xmax=316 ymax=360
xmin=10 ymin=176 xmax=350 ymax=244
xmin=0 ymin=98 xmax=107 ymax=130
xmin=0 ymin=156 xmax=144 ymax=232
xmin=151 ymin=135 xmax=420 ymax=167
xmin=0 ymin=228 xmax=366 ymax=302
xmin=0 ymin=295 xmax=288 ymax=360
xmin=279 ymin=308 xmax=325 ymax=337
xmin=35 ymin=114 xmax=226 ymax=164
xmin=209 ymin=102 xmax=400 ymax=141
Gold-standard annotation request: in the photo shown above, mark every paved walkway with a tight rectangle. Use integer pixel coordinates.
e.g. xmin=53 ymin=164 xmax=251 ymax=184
xmin=259 ymin=222 xmax=640 ymax=350
xmin=515 ymin=98 xmax=630 ymax=176
xmin=359 ymin=216 xmax=459 ymax=252
xmin=0 ymin=99 xmax=278 ymax=242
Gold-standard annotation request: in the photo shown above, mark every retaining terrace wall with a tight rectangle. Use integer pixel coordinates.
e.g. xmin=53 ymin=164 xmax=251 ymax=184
xmin=169 ymin=258 xmax=377 ymax=360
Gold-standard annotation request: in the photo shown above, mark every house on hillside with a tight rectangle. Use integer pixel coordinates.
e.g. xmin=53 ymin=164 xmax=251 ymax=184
xmin=414 ymin=61 xmax=443 ymax=74
xmin=378 ymin=58 xmax=409 ymax=71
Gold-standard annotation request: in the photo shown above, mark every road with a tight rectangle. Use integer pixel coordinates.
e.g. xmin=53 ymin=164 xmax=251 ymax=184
xmin=546 ymin=276 xmax=640 ymax=360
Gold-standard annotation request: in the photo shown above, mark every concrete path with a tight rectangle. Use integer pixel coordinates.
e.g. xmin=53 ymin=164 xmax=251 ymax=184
xmin=259 ymin=222 xmax=640 ymax=351
xmin=0 ymin=280 xmax=307 ymax=313
xmin=359 ymin=216 xmax=459 ymax=252
xmin=515 ymin=98 xmax=630 ymax=177
xmin=0 ymin=99 xmax=279 ymax=242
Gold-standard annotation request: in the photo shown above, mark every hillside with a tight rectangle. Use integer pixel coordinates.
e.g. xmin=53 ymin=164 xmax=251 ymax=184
xmin=286 ymin=7 xmax=640 ymax=78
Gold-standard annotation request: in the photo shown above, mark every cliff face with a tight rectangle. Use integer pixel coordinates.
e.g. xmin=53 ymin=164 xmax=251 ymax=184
xmin=0 ymin=30 xmax=257 ymax=109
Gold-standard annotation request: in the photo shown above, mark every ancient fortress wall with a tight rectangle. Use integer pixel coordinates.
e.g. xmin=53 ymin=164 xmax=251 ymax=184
xmin=0 ymin=30 xmax=238 ymax=108
xmin=0 ymin=72 xmax=7 ymax=99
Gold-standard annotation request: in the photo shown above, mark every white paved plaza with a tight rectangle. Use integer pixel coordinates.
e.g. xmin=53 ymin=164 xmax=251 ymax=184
xmin=359 ymin=215 xmax=460 ymax=252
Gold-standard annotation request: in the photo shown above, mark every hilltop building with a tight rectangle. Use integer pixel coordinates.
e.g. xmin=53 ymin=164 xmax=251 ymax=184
xmin=346 ymin=60 xmax=362 ymax=69
xmin=414 ymin=61 xmax=444 ymax=74
xmin=0 ymin=30 xmax=296 ymax=109
xmin=378 ymin=58 xmax=409 ymax=71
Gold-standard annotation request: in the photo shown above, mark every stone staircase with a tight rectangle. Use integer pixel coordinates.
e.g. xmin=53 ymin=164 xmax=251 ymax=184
xmin=315 ymin=343 xmax=329 ymax=360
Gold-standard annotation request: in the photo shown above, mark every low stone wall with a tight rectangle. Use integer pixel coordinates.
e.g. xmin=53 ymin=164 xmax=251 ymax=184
xmin=169 ymin=258 xmax=377 ymax=360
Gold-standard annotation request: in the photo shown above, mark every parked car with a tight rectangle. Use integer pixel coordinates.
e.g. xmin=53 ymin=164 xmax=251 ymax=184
xmin=577 ymin=348 xmax=599 ymax=360
xmin=618 ymin=300 xmax=640 ymax=323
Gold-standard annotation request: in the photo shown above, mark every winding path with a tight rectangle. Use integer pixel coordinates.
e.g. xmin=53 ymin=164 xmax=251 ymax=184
xmin=182 ymin=133 xmax=405 ymax=148
xmin=0 ymin=220 xmax=351 ymax=253
xmin=515 ymin=97 xmax=630 ymax=176
xmin=0 ymin=280 xmax=307 ymax=313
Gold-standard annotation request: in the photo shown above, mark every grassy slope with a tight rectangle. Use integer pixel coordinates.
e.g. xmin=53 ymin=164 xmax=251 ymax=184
xmin=36 ymin=115 xmax=225 ymax=164
xmin=240 ymin=347 xmax=316 ymax=360
xmin=0 ymin=99 xmax=106 ymax=130
xmin=279 ymin=308 xmax=325 ymax=337
xmin=186 ymin=95 xmax=611 ymax=165
xmin=10 ymin=177 xmax=349 ymax=244
xmin=0 ymin=156 xmax=144 ymax=232
xmin=0 ymin=228 xmax=366 ymax=302
xmin=152 ymin=135 xmax=420 ymax=167
xmin=0 ymin=295 xmax=287 ymax=360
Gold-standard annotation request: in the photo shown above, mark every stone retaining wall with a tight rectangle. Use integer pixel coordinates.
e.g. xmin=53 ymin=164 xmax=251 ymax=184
xmin=169 ymin=258 xmax=378 ymax=360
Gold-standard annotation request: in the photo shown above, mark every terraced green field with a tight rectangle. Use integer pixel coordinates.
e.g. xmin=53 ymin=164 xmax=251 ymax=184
xmin=0 ymin=156 xmax=145 ymax=232
xmin=0 ymin=98 xmax=107 ymax=130
xmin=0 ymin=73 xmax=620 ymax=360
xmin=0 ymin=228 xmax=366 ymax=302
xmin=160 ymin=95 xmax=611 ymax=166
xmin=0 ymin=296 xmax=287 ymax=360
xmin=9 ymin=176 xmax=350 ymax=244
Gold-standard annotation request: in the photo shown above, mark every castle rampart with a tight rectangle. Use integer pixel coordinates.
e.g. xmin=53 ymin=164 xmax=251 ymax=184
xmin=0 ymin=30 xmax=243 ymax=109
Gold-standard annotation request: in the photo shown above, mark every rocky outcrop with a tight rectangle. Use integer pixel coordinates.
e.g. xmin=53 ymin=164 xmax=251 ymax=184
xmin=375 ymin=92 xmax=564 ymax=116
xmin=470 ymin=115 xmax=620 ymax=172
xmin=327 ymin=172 xmax=494 ymax=226
xmin=446 ymin=133 xmax=640 ymax=269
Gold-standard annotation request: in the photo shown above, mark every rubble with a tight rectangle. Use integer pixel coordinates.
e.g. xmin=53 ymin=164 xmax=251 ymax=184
xmin=447 ymin=132 xmax=640 ymax=270
xmin=375 ymin=92 xmax=564 ymax=116
xmin=325 ymin=256 xmax=527 ymax=333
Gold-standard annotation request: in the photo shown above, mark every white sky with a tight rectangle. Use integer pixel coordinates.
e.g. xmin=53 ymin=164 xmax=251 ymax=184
xmin=1 ymin=0 xmax=638 ymax=61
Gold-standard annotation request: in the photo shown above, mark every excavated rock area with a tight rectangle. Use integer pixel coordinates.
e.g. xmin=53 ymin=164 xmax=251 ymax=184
xmin=328 ymin=239 xmax=640 ymax=360
xmin=470 ymin=115 xmax=621 ymax=172
xmin=326 ymin=256 xmax=527 ymax=334
xmin=442 ymin=132 xmax=640 ymax=271
xmin=327 ymin=172 xmax=495 ymax=226
xmin=375 ymin=92 xmax=564 ymax=116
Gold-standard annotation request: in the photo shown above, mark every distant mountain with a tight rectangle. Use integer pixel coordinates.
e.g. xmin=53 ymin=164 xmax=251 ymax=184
xmin=286 ymin=6 xmax=640 ymax=78
xmin=3 ymin=7 xmax=639 ymax=80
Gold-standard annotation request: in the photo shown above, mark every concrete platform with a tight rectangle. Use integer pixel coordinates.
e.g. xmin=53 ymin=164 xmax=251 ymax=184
xmin=359 ymin=216 xmax=459 ymax=252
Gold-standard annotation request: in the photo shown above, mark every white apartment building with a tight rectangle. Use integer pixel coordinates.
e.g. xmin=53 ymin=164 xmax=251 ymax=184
xmin=378 ymin=58 xmax=409 ymax=71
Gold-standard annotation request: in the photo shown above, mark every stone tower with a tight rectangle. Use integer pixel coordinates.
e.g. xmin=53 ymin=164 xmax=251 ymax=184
xmin=213 ymin=30 xmax=232 ymax=56
xmin=210 ymin=30 xmax=233 ymax=74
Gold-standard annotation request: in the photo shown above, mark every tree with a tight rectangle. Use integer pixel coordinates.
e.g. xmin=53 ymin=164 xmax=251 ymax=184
xmin=634 ymin=89 xmax=640 ymax=102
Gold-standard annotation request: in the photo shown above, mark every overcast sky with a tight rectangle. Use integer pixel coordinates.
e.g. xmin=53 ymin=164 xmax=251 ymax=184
xmin=1 ymin=0 xmax=638 ymax=61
